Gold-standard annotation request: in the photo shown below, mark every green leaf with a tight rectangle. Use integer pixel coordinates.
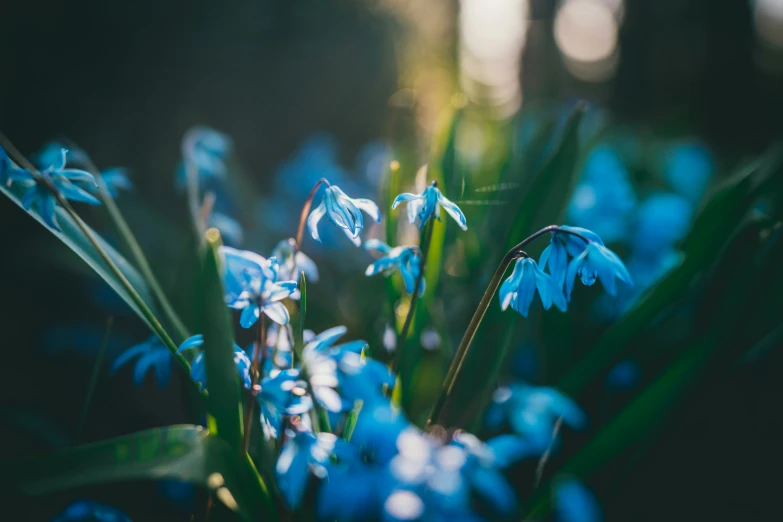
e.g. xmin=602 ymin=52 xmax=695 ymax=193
xmin=294 ymin=271 xmax=307 ymax=361
xmin=1 ymin=425 xmax=276 ymax=521
xmin=0 ymin=181 xmax=158 ymax=331
xmin=199 ymin=229 xmax=244 ymax=452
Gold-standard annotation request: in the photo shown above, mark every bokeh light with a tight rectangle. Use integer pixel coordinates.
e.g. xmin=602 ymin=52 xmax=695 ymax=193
xmin=554 ymin=0 xmax=622 ymax=82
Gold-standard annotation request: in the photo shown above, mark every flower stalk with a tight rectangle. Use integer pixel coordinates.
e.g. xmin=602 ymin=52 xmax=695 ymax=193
xmin=294 ymin=177 xmax=329 ymax=251
xmin=427 ymin=225 xmax=590 ymax=428
xmin=243 ymin=314 xmax=266 ymax=452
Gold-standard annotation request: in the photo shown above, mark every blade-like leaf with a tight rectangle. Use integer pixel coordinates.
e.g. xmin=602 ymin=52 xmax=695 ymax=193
xmin=1 ymin=425 xmax=276 ymax=521
xmin=0 ymin=181 xmax=158 ymax=330
xmin=199 ymin=229 xmax=244 ymax=452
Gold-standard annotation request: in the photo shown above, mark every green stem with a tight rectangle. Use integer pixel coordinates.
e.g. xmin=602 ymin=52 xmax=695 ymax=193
xmin=427 ymin=225 xmax=589 ymax=428
xmin=75 ymin=316 xmax=113 ymax=443
xmin=243 ymin=314 xmax=266 ymax=452
xmin=392 ymin=216 xmax=435 ymax=374
xmin=0 ymin=134 xmax=190 ymax=375
xmin=72 ymin=149 xmax=191 ymax=343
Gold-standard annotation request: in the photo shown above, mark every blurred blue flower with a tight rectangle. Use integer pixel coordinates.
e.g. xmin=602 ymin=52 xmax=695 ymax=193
xmin=392 ymin=182 xmax=467 ymax=231
xmin=272 ymin=238 xmax=319 ymax=296
xmin=566 ymin=242 xmax=632 ymax=299
xmin=258 ymin=368 xmax=314 ymax=438
xmin=7 ymin=148 xmax=100 ymax=230
xmin=336 ymin=351 xmax=395 ymax=406
xmin=99 ymin=168 xmax=133 ymax=198
xmin=111 ymin=336 xmax=172 ymax=388
xmin=301 ymin=326 xmax=367 ymax=361
xmin=540 ymin=226 xmax=604 ymax=288
xmin=220 ymin=246 xmax=297 ymax=327
xmin=207 ymin=211 xmax=244 ymax=247
xmin=0 ymin=145 xmax=11 ymax=181
xmin=350 ymin=403 xmax=411 ymax=465
xmin=606 ymin=360 xmax=640 ymax=391
xmin=631 ymin=193 xmax=693 ymax=255
xmin=317 ymin=458 xmax=385 ymax=522
xmin=499 ymin=258 xmax=567 ymax=318
xmin=51 ymin=500 xmax=131 ymax=522
xmin=176 ymin=334 xmax=252 ymax=392
xmin=567 ymin=146 xmax=636 ymax=243
xmin=554 ymin=479 xmax=602 ymax=522
xmin=307 ymin=183 xmax=381 ymax=246
xmin=662 ymin=141 xmax=714 ymax=202
xmin=486 ymin=383 xmax=586 ymax=452
xmin=177 ymin=126 xmax=232 ymax=187
xmin=364 ymin=239 xmax=424 ymax=295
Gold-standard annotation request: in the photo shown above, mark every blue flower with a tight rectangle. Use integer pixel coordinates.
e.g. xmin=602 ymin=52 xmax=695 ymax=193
xmin=499 ymin=258 xmax=567 ymax=318
xmin=176 ymin=334 xmax=252 ymax=392
xmin=111 ymin=336 xmax=172 ymax=388
xmin=220 ymin=246 xmax=297 ymax=327
xmin=0 ymin=145 xmax=12 ymax=181
xmin=258 ymin=368 xmax=314 ymax=438
xmin=565 ymin=242 xmax=632 ymax=299
xmin=539 ymin=226 xmax=604 ymax=288
xmin=553 ymin=478 xmax=602 ymax=522
xmin=336 ymin=351 xmax=396 ymax=406
xmin=7 ymin=148 xmax=100 ymax=230
xmin=662 ymin=141 xmax=714 ymax=202
xmin=317 ymin=459 xmax=386 ymax=522
xmin=276 ymin=431 xmax=356 ymax=509
xmin=485 ymin=383 xmax=586 ymax=452
xmin=207 ymin=211 xmax=244 ymax=246
xmin=392 ymin=182 xmax=467 ymax=231
xmin=364 ymin=239 xmax=424 ymax=295
xmin=272 ymin=238 xmax=319 ymax=296
xmin=631 ymin=193 xmax=693 ymax=255
xmin=51 ymin=500 xmax=131 ymax=522
xmin=350 ymin=403 xmax=411 ymax=465
xmin=567 ymin=146 xmax=636 ymax=243
xmin=177 ymin=126 xmax=232 ymax=187
xmin=99 ymin=167 xmax=133 ymax=198
xmin=307 ymin=183 xmax=382 ymax=246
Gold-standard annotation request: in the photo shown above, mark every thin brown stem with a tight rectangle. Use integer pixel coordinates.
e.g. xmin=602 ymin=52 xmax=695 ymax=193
xmin=243 ymin=314 xmax=266 ymax=452
xmin=294 ymin=178 xmax=329 ymax=252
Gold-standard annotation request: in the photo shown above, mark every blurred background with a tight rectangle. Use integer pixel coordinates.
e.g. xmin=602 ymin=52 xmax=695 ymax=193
xmin=2 ymin=0 xmax=783 ymax=520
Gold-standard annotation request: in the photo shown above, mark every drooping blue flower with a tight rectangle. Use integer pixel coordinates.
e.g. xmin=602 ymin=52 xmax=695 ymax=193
xmin=307 ymin=183 xmax=382 ymax=246
xmin=567 ymin=146 xmax=636 ymax=243
xmin=50 ymin=500 xmax=132 ymax=522
xmin=499 ymin=258 xmax=567 ymax=318
xmin=364 ymin=239 xmax=424 ymax=295
xmin=565 ymin=242 xmax=632 ymax=299
xmin=111 ymin=336 xmax=172 ymax=388
xmin=6 ymin=148 xmax=100 ymax=230
xmin=392 ymin=182 xmax=467 ymax=231
xmin=272 ymin=238 xmax=319 ymax=298
xmin=631 ymin=193 xmax=693 ymax=255
xmin=350 ymin=403 xmax=412 ymax=465
xmin=553 ymin=478 xmax=602 ymax=522
xmin=176 ymin=334 xmax=252 ymax=392
xmin=177 ymin=126 xmax=232 ymax=187
xmin=485 ymin=383 xmax=586 ymax=452
xmin=336 ymin=351 xmax=396 ymax=406
xmin=99 ymin=167 xmax=133 ymax=198
xmin=220 ymin=246 xmax=297 ymax=328
xmin=539 ymin=226 xmax=604 ymax=288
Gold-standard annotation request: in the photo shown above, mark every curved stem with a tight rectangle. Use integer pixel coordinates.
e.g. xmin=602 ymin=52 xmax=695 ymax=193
xmin=427 ymin=225 xmax=590 ymax=428
xmin=294 ymin=178 xmax=330 ymax=251
xmin=392 ymin=217 xmax=435 ymax=374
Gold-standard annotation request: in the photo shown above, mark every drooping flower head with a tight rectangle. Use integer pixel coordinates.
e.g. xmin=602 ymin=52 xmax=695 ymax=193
xmin=364 ymin=239 xmax=424 ymax=295
xmin=539 ymin=226 xmax=603 ymax=288
xmin=111 ymin=336 xmax=173 ymax=388
xmin=176 ymin=334 xmax=252 ymax=392
xmin=220 ymin=246 xmax=297 ymax=328
xmin=98 ymin=167 xmax=133 ymax=198
xmin=307 ymin=182 xmax=381 ymax=246
xmin=6 ymin=148 xmax=100 ymax=230
xmin=566 ymin=241 xmax=632 ymax=299
xmin=392 ymin=180 xmax=467 ymax=231
xmin=179 ymin=126 xmax=232 ymax=186
xmin=499 ymin=257 xmax=567 ymax=318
